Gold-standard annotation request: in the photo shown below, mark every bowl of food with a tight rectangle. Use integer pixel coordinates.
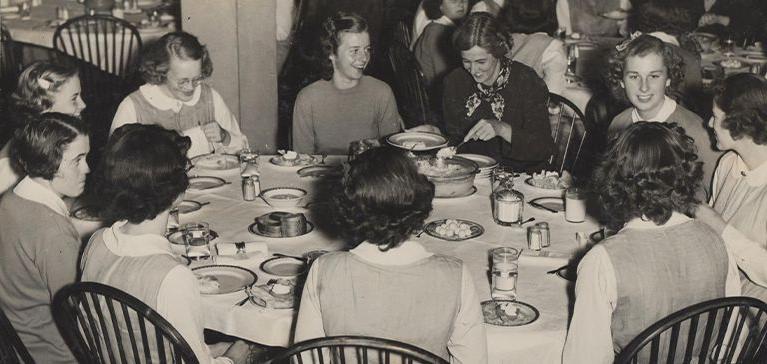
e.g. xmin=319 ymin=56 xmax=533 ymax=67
xmin=261 ymin=187 xmax=307 ymax=208
xmin=414 ymin=156 xmax=478 ymax=198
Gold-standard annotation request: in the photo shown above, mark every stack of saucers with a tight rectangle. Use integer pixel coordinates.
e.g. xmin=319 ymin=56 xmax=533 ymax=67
xmin=456 ymin=154 xmax=498 ymax=180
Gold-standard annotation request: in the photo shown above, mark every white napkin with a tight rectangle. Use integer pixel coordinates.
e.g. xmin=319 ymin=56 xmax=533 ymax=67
xmin=519 ymin=250 xmax=570 ymax=267
xmin=183 ymin=126 xmax=213 ymax=158
xmin=216 ymin=241 xmax=268 ymax=256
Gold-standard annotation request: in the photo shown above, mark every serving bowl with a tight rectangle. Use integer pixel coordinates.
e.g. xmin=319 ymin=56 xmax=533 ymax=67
xmin=261 ymin=187 xmax=307 ymax=208
xmin=414 ymin=156 xmax=478 ymax=198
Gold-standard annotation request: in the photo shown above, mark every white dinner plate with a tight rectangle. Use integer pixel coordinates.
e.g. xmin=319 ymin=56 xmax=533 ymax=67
xmin=176 ymin=200 xmax=206 ymax=214
xmin=188 ymin=176 xmax=227 ymax=191
xmin=456 ymin=154 xmax=498 ymax=169
xmin=528 ymin=197 xmax=565 ymax=213
xmin=191 ymin=153 xmax=240 ymax=171
xmin=192 ymin=265 xmax=257 ymax=295
xmin=386 ymin=132 xmax=448 ymax=151
xmin=481 ymin=300 xmax=539 ymax=326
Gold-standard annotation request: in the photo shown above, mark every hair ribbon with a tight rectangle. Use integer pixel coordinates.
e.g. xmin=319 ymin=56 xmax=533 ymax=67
xmin=615 ymin=31 xmax=643 ymax=52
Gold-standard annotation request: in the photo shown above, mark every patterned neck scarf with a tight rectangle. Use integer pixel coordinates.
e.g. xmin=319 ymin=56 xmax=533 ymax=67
xmin=465 ymin=59 xmax=511 ymax=120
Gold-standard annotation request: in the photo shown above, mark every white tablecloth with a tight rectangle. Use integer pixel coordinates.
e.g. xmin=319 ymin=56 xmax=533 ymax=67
xmin=177 ymin=156 xmax=601 ymax=363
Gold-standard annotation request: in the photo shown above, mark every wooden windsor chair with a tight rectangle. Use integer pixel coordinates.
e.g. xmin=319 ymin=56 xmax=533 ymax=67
xmin=546 ymin=92 xmax=592 ymax=177
xmin=388 ymin=42 xmax=433 ymax=129
xmin=615 ymin=296 xmax=767 ymax=364
xmin=268 ymin=335 xmax=449 ymax=364
xmin=0 ymin=305 xmax=34 ymax=364
xmin=52 ymin=282 xmax=199 ymax=364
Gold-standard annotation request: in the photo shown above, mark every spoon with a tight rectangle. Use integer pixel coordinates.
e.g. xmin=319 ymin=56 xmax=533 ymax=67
xmin=515 ymin=217 xmax=536 ymax=226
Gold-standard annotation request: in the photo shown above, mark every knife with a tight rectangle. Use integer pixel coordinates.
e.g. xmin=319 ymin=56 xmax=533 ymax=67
xmin=529 ymin=201 xmax=559 ymax=213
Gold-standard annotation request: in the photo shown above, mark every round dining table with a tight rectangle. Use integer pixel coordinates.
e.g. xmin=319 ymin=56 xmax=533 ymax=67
xmin=163 ymin=155 xmax=602 ymax=364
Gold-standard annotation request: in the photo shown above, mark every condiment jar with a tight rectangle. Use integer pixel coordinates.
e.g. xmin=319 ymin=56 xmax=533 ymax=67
xmin=492 ymin=188 xmax=524 ymax=226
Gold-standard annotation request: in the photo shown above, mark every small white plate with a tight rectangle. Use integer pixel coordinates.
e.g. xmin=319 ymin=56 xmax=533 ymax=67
xmin=386 ymin=132 xmax=448 ymax=151
xmin=529 ymin=197 xmax=565 ymax=213
xmin=188 ymin=176 xmax=227 ymax=191
xmin=270 ymin=154 xmax=318 ymax=167
xmin=192 ymin=265 xmax=257 ymax=295
xmin=260 ymin=256 xmax=307 ymax=277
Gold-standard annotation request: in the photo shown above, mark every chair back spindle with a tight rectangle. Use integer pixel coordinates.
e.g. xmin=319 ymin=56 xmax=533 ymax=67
xmin=615 ymin=296 xmax=767 ymax=364
xmin=53 ymin=282 xmax=199 ymax=364
xmin=270 ymin=335 xmax=449 ymax=364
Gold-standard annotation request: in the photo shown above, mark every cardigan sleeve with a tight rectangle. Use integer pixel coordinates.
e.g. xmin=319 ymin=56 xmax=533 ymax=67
xmin=502 ymin=67 xmax=555 ymax=163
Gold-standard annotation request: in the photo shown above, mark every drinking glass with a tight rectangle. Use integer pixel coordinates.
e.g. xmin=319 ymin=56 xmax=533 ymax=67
xmin=183 ymin=222 xmax=212 ymax=261
xmin=490 ymin=166 xmax=515 ymax=192
xmin=491 ymin=247 xmax=520 ymax=300
xmin=565 ymin=187 xmax=587 ymax=223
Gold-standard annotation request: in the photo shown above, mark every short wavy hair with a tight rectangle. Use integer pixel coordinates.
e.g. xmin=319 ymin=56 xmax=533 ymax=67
xmin=319 ymin=12 xmax=368 ymax=81
xmin=714 ymin=73 xmax=767 ymax=145
xmin=139 ymin=32 xmax=214 ymax=85
xmin=12 ymin=61 xmax=79 ymax=113
xmin=606 ymin=34 xmax=685 ymax=102
xmin=89 ymin=124 xmax=190 ymax=224
xmin=592 ymin=122 xmax=702 ymax=230
xmin=453 ymin=12 xmax=513 ymax=59
xmin=10 ymin=112 xmax=88 ymax=180
xmin=331 ymin=147 xmax=435 ymax=250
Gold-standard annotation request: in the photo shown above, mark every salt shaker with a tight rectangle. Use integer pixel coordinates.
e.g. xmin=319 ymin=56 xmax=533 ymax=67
xmin=536 ymin=222 xmax=551 ymax=248
xmin=242 ymin=176 xmax=258 ymax=201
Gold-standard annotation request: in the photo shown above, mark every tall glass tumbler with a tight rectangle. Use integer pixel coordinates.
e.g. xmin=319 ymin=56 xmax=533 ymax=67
xmin=491 ymin=247 xmax=520 ymax=300
xmin=183 ymin=222 xmax=212 ymax=261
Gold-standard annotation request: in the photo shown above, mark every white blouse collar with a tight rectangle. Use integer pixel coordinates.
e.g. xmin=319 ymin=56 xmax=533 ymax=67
xmin=103 ymin=220 xmax=175 ymax=258
xmin=13 ymin=176 xmax=69 ymax=217
xmin=623 ymin=211 xmax=692 ymax=230
xmin=138 ymin=84 xmax=202 ymax=112
xmin=350 ymin=240 xmax=433 ymax=265
xmin=631 ymin=96 xmax=677 ymax=123
xmin=733 ymin=154 xmax=767 ymax=187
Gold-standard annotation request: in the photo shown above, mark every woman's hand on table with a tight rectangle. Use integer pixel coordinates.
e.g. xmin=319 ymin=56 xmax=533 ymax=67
xmin=695 ymin=204 xmax=727 ymax=236
xmin=698 ymin=13 xmax=730 ymax=27
xmin=464 ymin=119 xmax=511 ymax=143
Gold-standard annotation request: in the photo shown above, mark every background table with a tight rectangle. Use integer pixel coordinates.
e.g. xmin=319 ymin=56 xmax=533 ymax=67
xmin=178 ymin=155 xmax=601 ymax=363
xmin=3 ymin=0 xmax=173 ymax=55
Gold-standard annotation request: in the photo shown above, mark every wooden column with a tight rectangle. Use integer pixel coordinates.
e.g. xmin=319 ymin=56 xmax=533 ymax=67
xmin=181 ymin=0 xmax=278 ymax=152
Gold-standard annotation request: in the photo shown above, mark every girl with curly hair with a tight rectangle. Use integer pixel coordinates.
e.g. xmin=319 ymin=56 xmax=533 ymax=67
xmin=563 ymin=122 xmax=739 ymax=364
xmin=0 ymin=61 xmax=85 ymax=194
xmin=110 ymin=31 xmax=247 ymax=158
xmin=294 ymin=147 xmax=487 ymax=363
xmin=696 ymin=73 xmax=767 ymax=303
xmin=606 ymin=34 xmax=720 ymax=199
xmin=81 ymin=124 xmax=253 ymax=364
